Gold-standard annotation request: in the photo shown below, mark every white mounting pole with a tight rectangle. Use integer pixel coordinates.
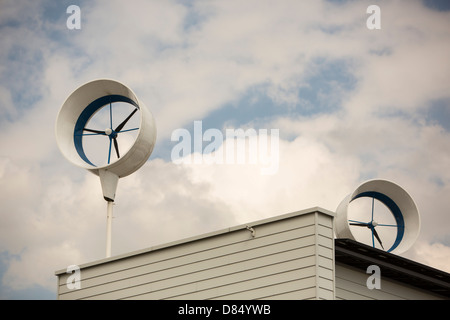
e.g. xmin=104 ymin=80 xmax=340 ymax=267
xmin=99 ymin=169 xmax=119 ymax=258
xmin=106 ymin=200 xmax=113 ymax=258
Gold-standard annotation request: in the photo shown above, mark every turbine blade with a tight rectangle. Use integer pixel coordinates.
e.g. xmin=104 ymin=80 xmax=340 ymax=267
xmin=372 ymin=227 xmax=384 ymax=249
xmin=115 ymin=108 xmax=138 ymax=132
xmin=84 ymin=128 xmax=105 ymax=134
xmin=349 ymin=223 xmax=369 ymax=227
xmin=108 ymin=138 xmax=112 ymax=164
xmin=113 ymin=137 xmax=120 ymax=159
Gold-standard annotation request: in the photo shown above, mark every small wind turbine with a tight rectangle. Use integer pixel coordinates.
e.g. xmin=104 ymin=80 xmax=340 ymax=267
xmin=55 ymin=79 xmax=157 ymax=257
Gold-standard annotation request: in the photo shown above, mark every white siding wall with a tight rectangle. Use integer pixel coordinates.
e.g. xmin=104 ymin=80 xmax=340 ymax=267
xmin=56 ymin=208 xmax=335 ymax=300
xmin=335 ymin=263 xmax=445 ymax=300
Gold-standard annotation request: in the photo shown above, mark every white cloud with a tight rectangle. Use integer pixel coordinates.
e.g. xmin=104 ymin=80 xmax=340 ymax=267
xmin=409 ymin=241 xmax=450 ymax=273
xmin=171 ymin=131 xmax=361 ymax=223
xmin=3 ymin=242 xmax=84 ymax=292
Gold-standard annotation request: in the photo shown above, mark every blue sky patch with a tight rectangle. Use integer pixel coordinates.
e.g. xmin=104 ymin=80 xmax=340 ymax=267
xmin=425 ymin=99 xmax=450 ymax=131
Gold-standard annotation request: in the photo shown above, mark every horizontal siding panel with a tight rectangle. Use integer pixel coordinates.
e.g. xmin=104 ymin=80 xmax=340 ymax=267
xmin=107 ymin=249 xmax=313 ymax=300
xmin=315 ymin=212 xmax=335 ymax=300
xmin=318 ymin=266 xmax=333 ymax=280
xmin=60 ymin=225 xmax=315 ymax=291
xmin=317 ymin=234 xmax=333 ymax=248
xmin=213 ymin=278 xmax=317 ymax=300
xmin=85 ymin=262 xmax=315 ymax=300
xmin=317 ymin=225 xmax=333 ymax=239
xmin=318 ymin=276 xmax=334 ymax=291
xmin=58 ymin=216 xmax=316 ymax=287
xmin=336 ymin=277 xmax=378 ymax=300
xmin=316 ymin=213 xmax=333 ymax=228
xmin=259 ymin=287 xmax=317 ymax=300
xmin=318 ymin=287 xmax=334 ymax=300
xmin=62 ymin=246 xmax=315 ymax=300
xmin=317 ymin=255 xmax=333 ymax=270
xmin=190 ymin=258 xmax=315 ymax=295
xmin=336 ymin=264 xmax=414 ymax=300
xmin=335 ymin=264 xmax=387 ymax=300
xmin=161 ymin=269 xmax=317 ymax=300
xmin=317 ymin=244 xmax=333 ymax=259
xmin=60 ymin=245 xmax=317 ymax=299
xmin=58 ymin=230 xmax=250 ymax=286
xmin=335 ymin=264 xmax=443 ymax=300
xmin=59 ymin=232 xmax=316 ymax=298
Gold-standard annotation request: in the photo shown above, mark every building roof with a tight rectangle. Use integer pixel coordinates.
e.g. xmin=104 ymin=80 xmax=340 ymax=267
xmin=335 ymin=238 xmax=450 ymax=298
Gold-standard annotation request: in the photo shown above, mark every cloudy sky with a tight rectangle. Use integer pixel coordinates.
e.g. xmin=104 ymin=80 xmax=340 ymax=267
xmin=1 ymin=0 xmax=450 ymax=299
